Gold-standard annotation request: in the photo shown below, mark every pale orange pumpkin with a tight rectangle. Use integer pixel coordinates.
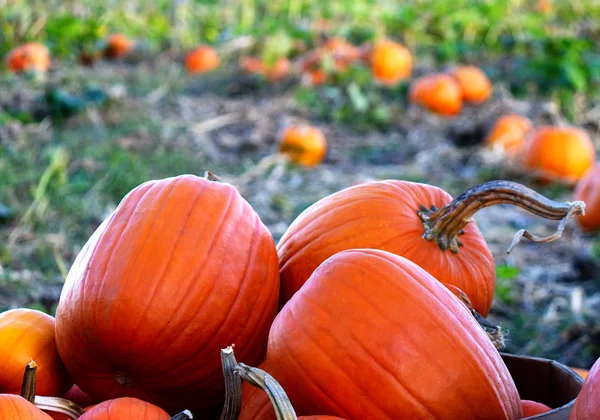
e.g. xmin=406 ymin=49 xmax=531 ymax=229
xmin=0 ymin=394 xmax=53 ymax=419
xmin=451 ymin=65 xmax=492 ymax=103
xmin=486 ymin=114 xmax=533 ymax=156
xmin=370 ymin=39 xmax=412 ymax=85
xmin=278 ymin=125 xmax=327 ymax=167
xmin=185 ymin=46 xmax=220 ymax=74
xmin=5 ymin=43 xmax=50 ymax=73
xmin=0 ymin=309 xmax=72 ymax=397
xmin=521 ymin=126 xmax=595 ymax=183
xmin=409 ymin=73 xmax=463 ymax=116
xmin=574 ymin=163 xmax=600 ymax=231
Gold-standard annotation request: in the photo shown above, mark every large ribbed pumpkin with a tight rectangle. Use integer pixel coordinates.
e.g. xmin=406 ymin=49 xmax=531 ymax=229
xmin=277 ymin=180 xmax=581 ymax=316
xmin=0 ymin=395 xmax=53 ymax=419
xmin=79 ymin=397 xmax=170 ymax=419
xmin=0 ymin=309 xmax=72 ymax=397
xmin=242 ymin=249 xmax=522 ymax=419
xmin=570 ymin=357 xmax=600 ymax=420
xmin=55 ymin=175 xmax=280 ymax=414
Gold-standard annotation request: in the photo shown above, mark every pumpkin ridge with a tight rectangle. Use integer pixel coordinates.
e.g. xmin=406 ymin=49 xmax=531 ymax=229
xmin=357 ymin=251 xmax=516 ymax=417
xmin=90 ymin=181 xmax=160 ymax=336
xmin=142 ymin=184 xmax=238 ymax=369
xmin=296 ymin=288 xmax=435 ymax=418
xmin=167 ymin=206 xmax=263 ymax=378
xmin=277 ymin=308 xmax=355 ymax=418
xmin=123 ymin=183 xmax=207 ymax=359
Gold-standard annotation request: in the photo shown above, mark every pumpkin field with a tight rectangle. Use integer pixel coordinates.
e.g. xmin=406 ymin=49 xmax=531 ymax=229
xmin=1 ymin=0 xmax=600 ymax=418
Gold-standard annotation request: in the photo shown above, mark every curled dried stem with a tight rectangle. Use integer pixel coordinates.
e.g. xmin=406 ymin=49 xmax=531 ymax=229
xmin=234 ymin=363 xmax=298 ymax=420
xmin=418 ymin=180 xmax=585 ymax=253
xmin=34 ymin=396 xmax=85 ymax=419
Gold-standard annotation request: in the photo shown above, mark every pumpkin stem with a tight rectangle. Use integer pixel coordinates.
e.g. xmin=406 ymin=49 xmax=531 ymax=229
xmin=418 ymin=180 xmax=585 ymax=254
xmin=20 ymin=360 xmax=37 ymax=403
xmin=234 ymin=363 xmax=298 ymax=420
xmin=444 ymin=284 xmax=505 ymax=349
xmin=204 ymin=171 xmax=222 ymax=181
xmin=170 ymin=410 xmax=194 ymax=419
xmin=220 ymin=346 xmax=242 ymax=420
xmin=19 ymin=361 xmax=84 ymax=419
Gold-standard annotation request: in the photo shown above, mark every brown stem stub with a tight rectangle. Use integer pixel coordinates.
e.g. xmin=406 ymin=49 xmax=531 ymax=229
xmin=204 ymin=171 xmax=222 ymax=181
xmin=20 ymin=360 xmax=37 ymax=403
xmin=418 ymin=180 xmax=585 ymax=254
xmin=220 ymin=346 xmax=241 ymax=420
xmin=234 ymin=364 xmax=298 ymax=420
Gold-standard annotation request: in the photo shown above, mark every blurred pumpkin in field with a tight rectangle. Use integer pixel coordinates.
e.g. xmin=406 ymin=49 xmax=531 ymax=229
xmin=324 ymin=37 xmax=361 ymax=70
xmin=370 ymin=39 xmax=412 ymax=85
xmin=573 ymin=163 xmax=600 ymax=231
xmin=185 ymin=45 xmax=220 ymax=74
xmin=521 ymin=126 xmax=595 ymax=183
xmin=5 ymin=43 xmax=50 ymax=73
xmin=486 ymin=114 xmax=532 ymax=156
xmin=241 ymin=56 xmax=290 ymax=82
xmin=451 ymin=65 xmax=492 ymax=103
xmin=278 ymin=124 xmax=327 ymax=167
xmin=409 ymin=73 xmax=463 ymax=116
xmin=104 ymin=34 xmax=133 ymax=59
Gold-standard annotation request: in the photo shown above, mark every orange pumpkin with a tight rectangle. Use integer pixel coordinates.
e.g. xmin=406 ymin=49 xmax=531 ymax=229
xmin=522 ymin=126 xmax=595 ymax=183
xmin=277 ymin=180 xmax=583 ymax=316
xmin=104 ymin=34 xmax=133 ymax=59
xmin=185 ymin=46 xmax=220 ymax=74
xmin=54 ymin=175 xmax=280 ymax=414
xmin=370 ymin=39 xmax=412 ymax=85
xmin=301 ymin=69 xmax=327 ymax=86
xmin=79 ymin=397 xmax=169 ymax=419
xmin=5 ymin=43 xmax=50 ymax=73
xmin=0 ymin=309 xmax=72 ymax=397
xmin=409 ymin=73 xmax=463 ymax=116
xmin=570 ymin=357 xmax=600 ymax=419
xmin=451 ymin=65 xmax=492 ymax=103
xmin=278 ymin=125 xmax=327 ymax=167
xmin=264 ymin=58 xmax=291 ymax=82
xmin=242 ymin=249 xmax=522 ymax=419
xmin=0 ymin=394 xmax=53 ymax=419
xmin=574 ymin=163 xmax=600 ymax=231
xmin=521 ymin=399 xmax=552 ymax=417
xmin=241 ymin=56 xmax=265 ymax=74
xmin=486 ymin=114 xmax=533 ymax=156
xmin=324 ymin=37 xmax=361 ymax=70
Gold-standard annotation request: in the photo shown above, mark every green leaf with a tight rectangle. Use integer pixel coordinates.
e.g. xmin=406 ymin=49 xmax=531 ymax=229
xmin=496 ymin=264 xmax=520 ymax=280
xmin=563 ymin=63 xmax=588 ymax=91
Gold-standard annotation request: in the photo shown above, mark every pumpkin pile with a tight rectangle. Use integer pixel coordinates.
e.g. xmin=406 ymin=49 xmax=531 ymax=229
xmin=0 ymin=170 xmax=594 ymax=419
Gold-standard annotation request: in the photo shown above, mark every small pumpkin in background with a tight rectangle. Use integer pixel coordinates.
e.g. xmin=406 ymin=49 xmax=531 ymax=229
xmin=301 ymin=69 xmax=327 ymax=86
xmin=486 ymin=114 xmax=533 ymax=156
xmin=451 ymin=65 xmax=492 ymax=103
xmin=521 ymin=400 xmax=552 ymax=417
xmin=521 ymin=126 xmax=595 ymax=183
xmin=79 ymin=398 xmax=170 ymax=419
xmin=240 ymin=56 xmax=290 ymax=82
xmin=0 ymin=309 xmax=72 ymax=397
xmin=370 ymin=39 xmax=412 ymax=85
xmin=278 ymin=124 xmax=327 ymax=167
xmin=185 ymin=45 xmax=220 ymax=74
xmin=5 ymin=42 xmax=50 ymax=73
xmin=570 ymin=357 xmax=600 ymax=419
xmin=0 ymin=394 xmax=53 ymax=419
xmin=323 ymin=37 xmax=361 ymax=70
xmin=574 ymin=163 xmax=600 ymax=231
xmin=104 ymin=33 xmax=133 ymax=59
xmin=409 ymin=73 xmax=463 ymax=116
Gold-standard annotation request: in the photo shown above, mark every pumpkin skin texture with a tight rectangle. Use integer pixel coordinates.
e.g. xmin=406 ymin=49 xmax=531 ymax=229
xmin=409 ymin=73 xmax=463 ymax=116
xmin=486 ymin=114 xmax=532 ymax=156
xmin=79 ymin=397 xmax=169 ymax=419
xmin=574 ymin=163 xmax=600 ymax=231
xmin=522 ymin=126 xmax=595 ymax=183
xmin=370 ymin=39 xmax=412 ymax=85
xmin=451 ymin=66 xmax=492 ymax=103
xmin=570 ymin=357 xmax=600 ymax=420
xmin=521 ymin=400 xmax=552 ymax=417
xmin=5 ymin=43 xmax=50 ymax=73
xmin=185 ymin=46 xmax=220 ymax=74
xmin=0 ymin=309 xmax=72 ymax=397
xmin=249 ymin=249 xmax=522 ymax=419
xmin=55 ymin=175 xmax=280 ymax=414
xmin=277 ymin=180 xmax=495 ymax=315
xmin=0 ymin=394 xmax=53 ymax=419
xmin=278 ymin=125 xmax=327 ymax=167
